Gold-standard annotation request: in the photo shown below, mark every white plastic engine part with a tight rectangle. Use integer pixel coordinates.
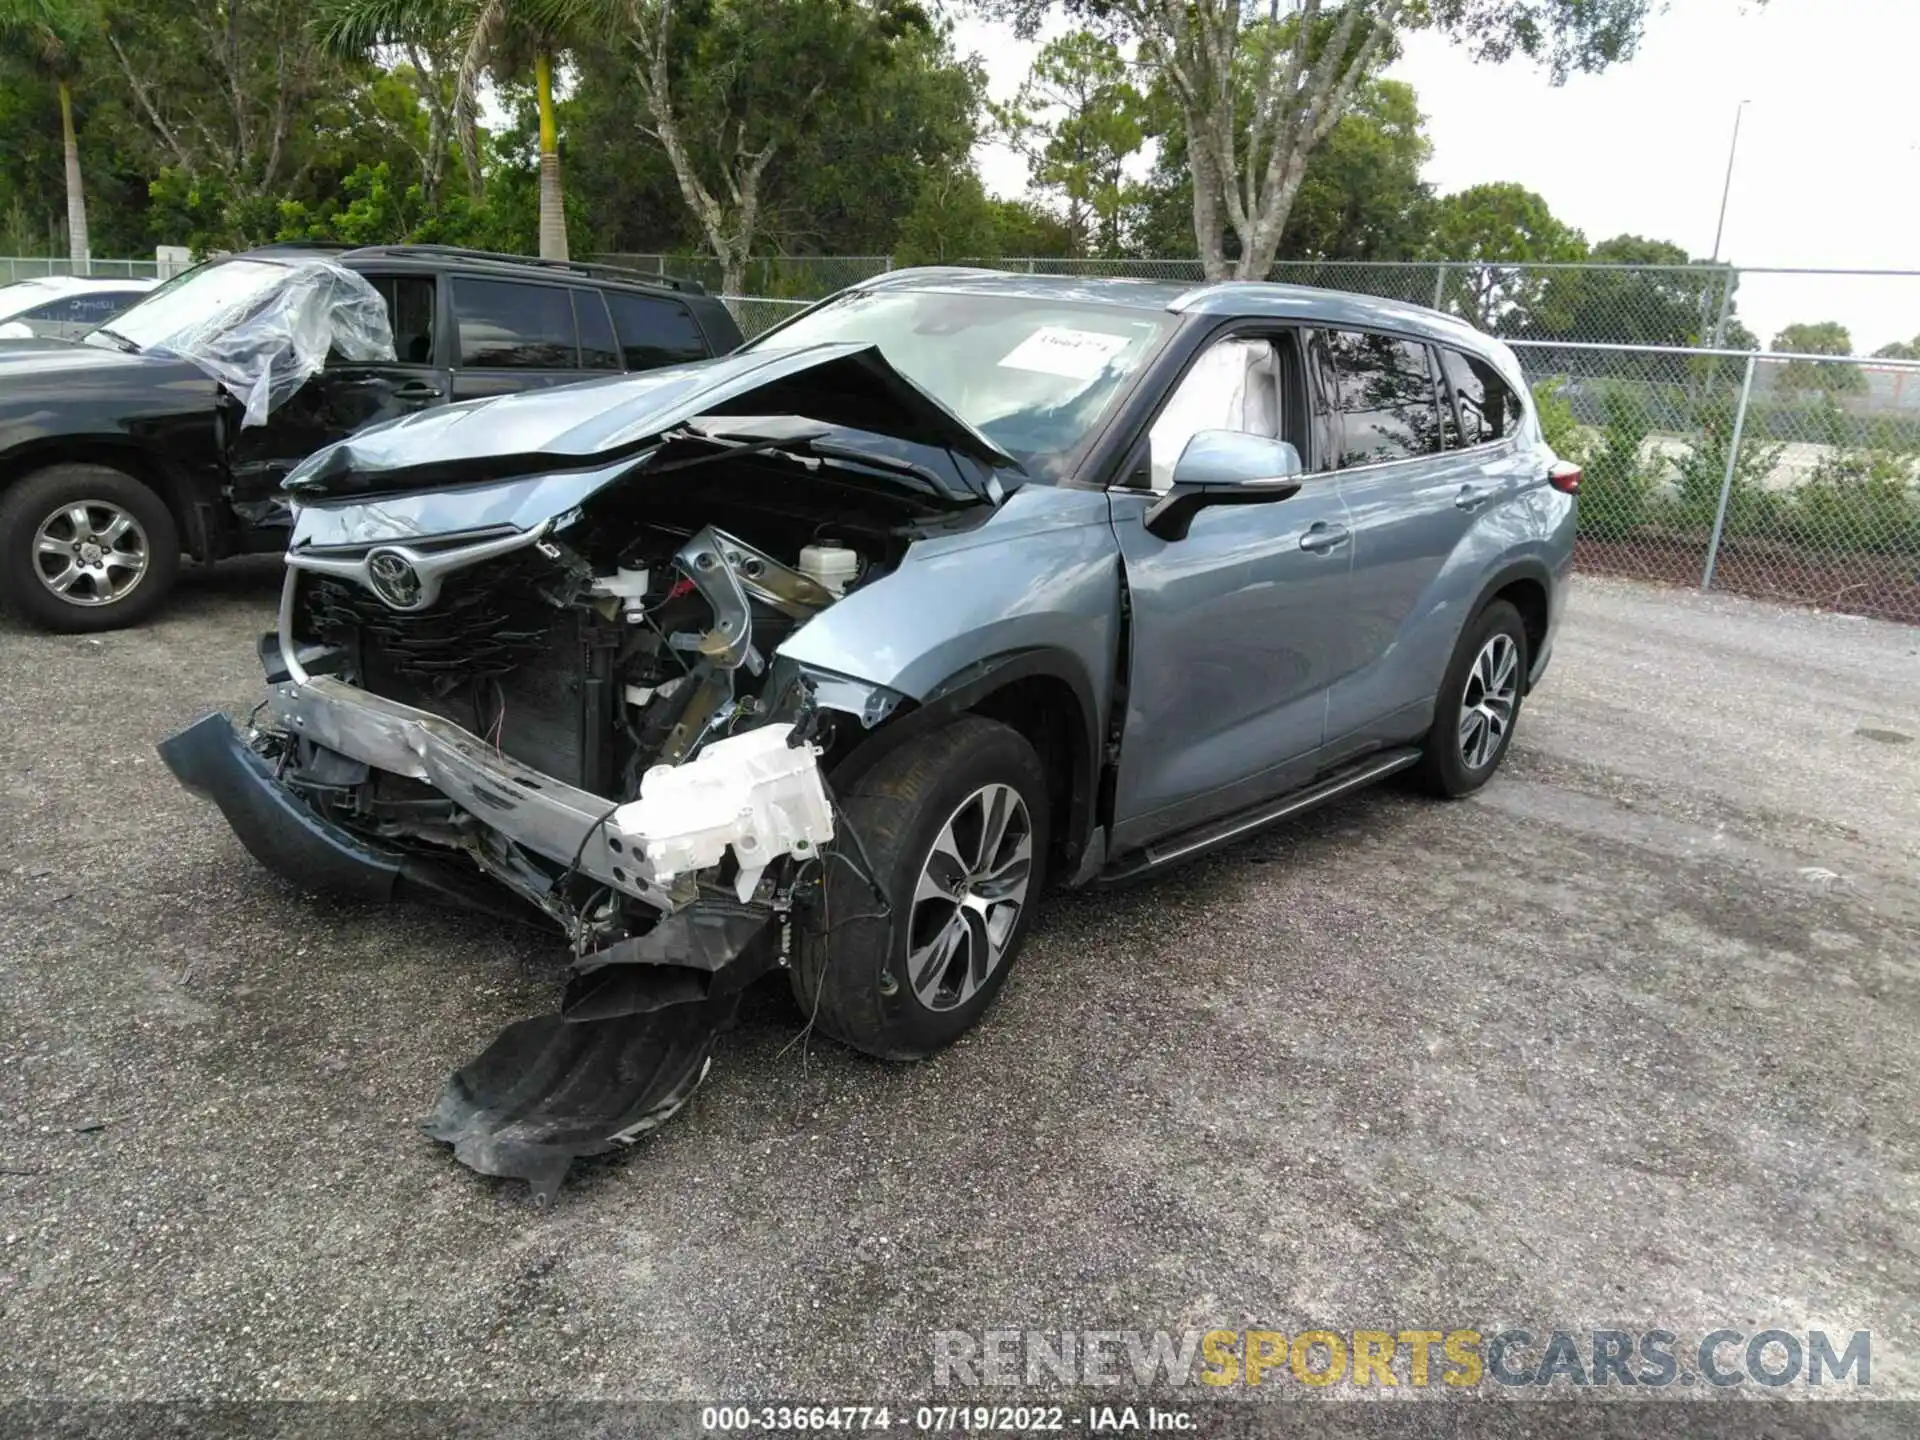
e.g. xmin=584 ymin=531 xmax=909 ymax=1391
xmin=592 ymin=566 xmax=651 ymax=622
xmin=798 ymin=541 xmax=860 ymax=597
xmin=611 ymin=722 xmax=835 ymax=902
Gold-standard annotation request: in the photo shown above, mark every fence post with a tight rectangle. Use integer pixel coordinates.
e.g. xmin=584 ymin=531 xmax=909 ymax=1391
xmin=1431 ymin=262 xmax=1446 ymax=311
xmin=1700 ymin=352 xmax=1757 ymax=594
xmin=1709 ymin=264 xmax=1736 ymax=349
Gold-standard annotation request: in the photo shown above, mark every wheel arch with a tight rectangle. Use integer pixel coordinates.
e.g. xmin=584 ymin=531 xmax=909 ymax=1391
xmin=818 ymin=647 xmax=1102 ymax=887
xmin=0 ymin=440 xmax=210 ymax=560
xmin=1467 ymin=558 xmax=1553 ymax=691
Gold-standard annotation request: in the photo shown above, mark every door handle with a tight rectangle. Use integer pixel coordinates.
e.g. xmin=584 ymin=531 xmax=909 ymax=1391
xmin=393 ymin=380 xmax=443 ymax=401
xmin=1299 ymin=522 xmax=1350 ymax=554
xmin=1455 ymin=483 xmax=1497 ymax=511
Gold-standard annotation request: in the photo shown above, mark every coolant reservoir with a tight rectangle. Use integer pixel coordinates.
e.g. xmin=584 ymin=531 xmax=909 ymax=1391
xmin=798 ymin=541 xmax=860 ymax=597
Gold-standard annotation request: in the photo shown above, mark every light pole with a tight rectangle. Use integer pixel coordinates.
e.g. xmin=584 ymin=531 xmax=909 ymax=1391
xmin=1710 ymin=99 xmax=1751 ymax=264
xmin=1704 ymin=99 xmax=1751 ymax=354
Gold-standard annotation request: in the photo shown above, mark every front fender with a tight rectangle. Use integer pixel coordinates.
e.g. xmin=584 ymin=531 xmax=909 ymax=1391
xmin=775 ymin=486 xmax=1121 ymax=713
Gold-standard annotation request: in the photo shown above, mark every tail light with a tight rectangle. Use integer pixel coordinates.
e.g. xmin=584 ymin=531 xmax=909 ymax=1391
xmin=1548 ymin=461 xmax=1582 ymax=495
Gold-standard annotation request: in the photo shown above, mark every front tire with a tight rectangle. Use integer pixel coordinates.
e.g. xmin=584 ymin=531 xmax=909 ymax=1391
xmin=792 ymin=717 xmax=1049 ymax=1060
xmin=0 ymin=464 xmax=180 ymax=633
xmin=1411 ymin=598 xmax=1528 ymax=798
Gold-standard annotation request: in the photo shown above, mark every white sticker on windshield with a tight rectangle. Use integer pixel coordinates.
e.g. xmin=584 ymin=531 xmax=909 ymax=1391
xmin=998 ymin=325 xmax=1135 ymax=380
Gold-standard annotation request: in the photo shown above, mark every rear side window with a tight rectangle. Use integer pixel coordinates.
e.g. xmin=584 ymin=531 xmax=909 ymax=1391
xmin=365 ymin=275 xmax=436 ymax=364
xmin=1439 ymin=347 xmax=1522 ymax=446
xmin=1324 ymin=330 xmax=1443 ymax=466
xmin=605 ymin=290 xmax=709 ymax=370
xmin=453 ymin=278 xmax=578 ymax=369
xmin=573 ymin=290 xmax=621 ymax=370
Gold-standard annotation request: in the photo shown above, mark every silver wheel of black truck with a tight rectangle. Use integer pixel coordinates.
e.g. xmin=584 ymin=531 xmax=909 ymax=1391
xmin=0 ymin=463 xmax=180 ymax=633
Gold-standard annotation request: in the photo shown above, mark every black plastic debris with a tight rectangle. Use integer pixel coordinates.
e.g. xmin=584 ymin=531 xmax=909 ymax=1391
xmin=423 ymin=992 xmax=736 ymax=1203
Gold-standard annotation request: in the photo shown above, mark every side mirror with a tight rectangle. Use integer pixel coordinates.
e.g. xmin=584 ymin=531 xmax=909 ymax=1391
xmin=1144 ymin=430 xmax=1305 ymax=541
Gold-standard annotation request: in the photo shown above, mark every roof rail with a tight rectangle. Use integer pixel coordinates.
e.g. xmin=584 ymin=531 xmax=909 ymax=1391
xmin=336 ymin=244 xmax=708 ymax=295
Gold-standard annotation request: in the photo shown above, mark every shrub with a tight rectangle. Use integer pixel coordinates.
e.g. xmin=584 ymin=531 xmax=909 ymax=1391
xmin=1577 ymin=382 xmax=1663 ymax=539
xmin=1789 ymin=449 xmax=1920 ymax=557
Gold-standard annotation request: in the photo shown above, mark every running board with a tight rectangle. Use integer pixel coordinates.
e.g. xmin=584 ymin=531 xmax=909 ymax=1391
xmin=1102 ymin=747 xmax=1421 ymax=881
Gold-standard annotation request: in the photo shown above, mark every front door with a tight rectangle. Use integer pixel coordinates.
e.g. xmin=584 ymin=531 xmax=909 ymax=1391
xmin=1108 ymin=330 xmax=1356 ymax=853
xmin=227 ymin=272 xmax=450 ymax=521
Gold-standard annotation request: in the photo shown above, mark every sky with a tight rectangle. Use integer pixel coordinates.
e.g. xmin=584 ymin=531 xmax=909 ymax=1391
xmin=951 ymin=0 xmax=1920 ymax=354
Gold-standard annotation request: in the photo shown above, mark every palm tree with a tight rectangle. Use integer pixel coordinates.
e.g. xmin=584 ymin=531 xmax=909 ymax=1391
xmin=0 ymin=0 xmax=93 ymax=269
xmin=317 ymin=0 xmax=573 ymax=260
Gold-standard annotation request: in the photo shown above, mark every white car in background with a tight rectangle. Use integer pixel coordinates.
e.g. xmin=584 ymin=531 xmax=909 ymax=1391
xmin=0 ymin=276 xmax=159 ymax=341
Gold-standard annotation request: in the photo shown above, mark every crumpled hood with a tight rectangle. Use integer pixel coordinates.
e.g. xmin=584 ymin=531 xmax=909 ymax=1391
xmin=284 ymin=342 xmax=1017 ymax=499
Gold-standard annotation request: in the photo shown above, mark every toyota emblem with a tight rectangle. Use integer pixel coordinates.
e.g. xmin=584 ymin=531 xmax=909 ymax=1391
xmin=366 ymin=548 xmax=425 ymax=609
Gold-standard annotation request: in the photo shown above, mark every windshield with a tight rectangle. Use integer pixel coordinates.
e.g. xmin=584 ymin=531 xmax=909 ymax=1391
xmin=0 ymin=281 xmax=58 ymax=322
xmin=86 ymin=258 xmax=289 ymax=352
xmin=744 ymin=289 xmax=1174 ymax=475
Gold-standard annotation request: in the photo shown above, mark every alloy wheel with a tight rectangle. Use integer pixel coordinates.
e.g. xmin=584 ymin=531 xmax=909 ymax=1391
xmin=905 ymin=782 xmax=1034 ymax=1013
xmin=1458 ymin=632 xmax=1520 ymax=771
xmin=32 ymin=500 xmax=150 ymax=606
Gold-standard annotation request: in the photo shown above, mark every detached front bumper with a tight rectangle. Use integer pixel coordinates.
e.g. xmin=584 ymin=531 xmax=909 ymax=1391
xmin=158 ymin=712 xmax=526 ymax=917
xmin=164 ymin=672 xmax=834 ymax=919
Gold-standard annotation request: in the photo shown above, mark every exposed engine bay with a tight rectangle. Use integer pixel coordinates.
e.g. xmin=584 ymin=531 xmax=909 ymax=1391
xmin=156 ymin=343 xmax=1024 ymax=1199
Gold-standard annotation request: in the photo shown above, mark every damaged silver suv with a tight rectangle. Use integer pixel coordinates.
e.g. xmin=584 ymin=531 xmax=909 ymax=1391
xmin=162 ymin=270 xmax=1577 ymax=1196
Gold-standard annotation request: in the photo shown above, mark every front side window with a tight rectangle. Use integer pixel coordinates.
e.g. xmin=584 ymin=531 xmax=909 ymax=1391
xmin=1439 ymin=346 xmax=1522 ymax=446
xmin=744 ymin=288 xmax=1175 ymax=476
xmin=1325 ymin=330 xmax=1444 ymax=466
xmin=1147 ymin=337 xmax=1284 ymax=492
xmin=452 ymin=278 xmax=578 ymax=369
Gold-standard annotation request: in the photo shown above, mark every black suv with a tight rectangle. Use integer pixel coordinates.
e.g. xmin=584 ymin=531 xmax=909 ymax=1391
xmin=0 ymin=244 xmax=742 ymax=631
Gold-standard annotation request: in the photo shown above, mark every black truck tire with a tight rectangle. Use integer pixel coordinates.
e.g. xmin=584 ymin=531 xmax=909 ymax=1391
xmin=0 ymin=463 xmax=181 ymax=633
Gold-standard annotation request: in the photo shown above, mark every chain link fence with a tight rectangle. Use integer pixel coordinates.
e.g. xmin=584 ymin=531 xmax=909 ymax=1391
xmin=616 ymin=254 xmax=1749 ymax=349
xmin=722 ymin=294 xmax=810 ymax=340
xmin=1514 ymin=344 xmax=1920 ymax=624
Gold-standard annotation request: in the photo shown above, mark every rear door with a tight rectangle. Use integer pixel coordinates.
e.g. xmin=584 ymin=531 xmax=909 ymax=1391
xmin=446 ymin=275 xmax=617 ymax=401
xmin=1318 ymin=329 xmax=1526 ymax=751
xmin=227 ymin=271 xmax=451 ymax=515
xmin=1107 ymin=326 xmax=1358 ymax=851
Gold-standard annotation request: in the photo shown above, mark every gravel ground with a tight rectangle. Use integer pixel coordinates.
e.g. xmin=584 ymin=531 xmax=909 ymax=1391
xmin=1 ymin=564 xmax=1917 ymax=1405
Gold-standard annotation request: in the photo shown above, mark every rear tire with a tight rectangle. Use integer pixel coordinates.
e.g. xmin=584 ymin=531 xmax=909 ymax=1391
xmin=791 ymin=717 xmax=1049 ymax=1060
xmin=1411 ymin=598 xmax=1527 ymax=798
xmin=0 ymin=463 xmax=180 ymax=633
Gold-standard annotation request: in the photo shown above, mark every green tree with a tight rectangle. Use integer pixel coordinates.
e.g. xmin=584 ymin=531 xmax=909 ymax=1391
xmin=992 ymin=29 xmax=1148 ymax=255
xmin=0 ymin=0 xmax=93 ymax=264
xmin=317 ymin=0 xmax=577 ymax=258
xmin=578 ymin=0 xmax=966 ymax=294
xmin=1773 ymin=321 xmax=1864 ymax=394
xmin=1128 ymin=75 xmax=1431 ymax=266
xmin=1422 ymin=182 xmax=1585 ymax=329
xmin=1874 ymin=336 xmax=1920 ymax=361
xmin=994 ymin=0 xmax=1690 ymax=281
xmin=1525 ymin=234 xmax=1732 ymax=351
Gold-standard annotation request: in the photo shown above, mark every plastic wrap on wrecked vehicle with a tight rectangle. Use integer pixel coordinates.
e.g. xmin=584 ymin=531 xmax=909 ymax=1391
xmin=147 ymin=260 xmax=395 ymax=428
